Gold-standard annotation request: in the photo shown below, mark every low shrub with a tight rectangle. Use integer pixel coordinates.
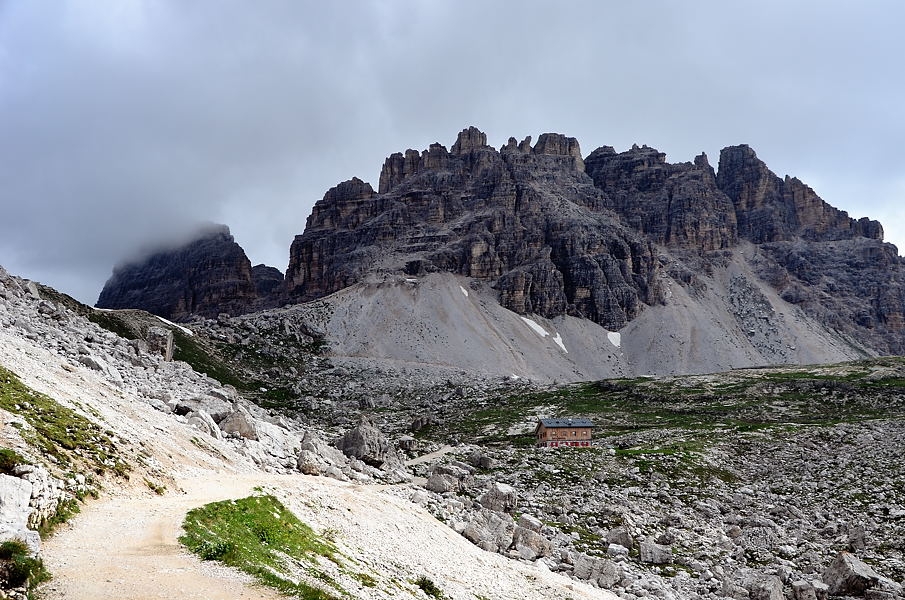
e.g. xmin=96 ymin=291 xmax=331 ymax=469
xmin=0 ymin=539 xmax=50 ymax=590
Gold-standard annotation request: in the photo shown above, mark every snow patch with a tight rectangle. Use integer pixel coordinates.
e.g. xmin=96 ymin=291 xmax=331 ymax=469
xmin=607 ymin=331 xmax=621 ymax=348
xmin=552 ymin=332 xmax=568 ymax=353
xmin=156 ymin=316 xmax=193 ymax=337
xmin=520 ymin=316 xmax=549 ymax=338
xmin=459 ymin=285 xmax=469 ymax=297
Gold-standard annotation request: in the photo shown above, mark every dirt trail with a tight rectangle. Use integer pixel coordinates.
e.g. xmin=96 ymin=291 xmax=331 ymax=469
xmin=39 ymin=471 xmax=284 ymax=600
xmin=405 ymin=444 xmax=455 ymax=466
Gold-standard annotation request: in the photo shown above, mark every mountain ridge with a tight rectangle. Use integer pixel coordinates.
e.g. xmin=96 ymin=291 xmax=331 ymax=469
xmin=96 ymin=126 xmax=905 ymax=368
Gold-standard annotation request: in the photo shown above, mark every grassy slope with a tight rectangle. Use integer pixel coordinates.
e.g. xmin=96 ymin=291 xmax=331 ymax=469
xmin=180 ymin=494 xmax=340 ymax=600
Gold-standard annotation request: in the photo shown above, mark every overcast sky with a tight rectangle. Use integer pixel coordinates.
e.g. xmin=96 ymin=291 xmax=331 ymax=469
xmin=1 ymin=1 xmax=903 ymax=304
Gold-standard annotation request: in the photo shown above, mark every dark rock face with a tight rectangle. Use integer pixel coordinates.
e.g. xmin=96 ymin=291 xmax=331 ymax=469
xmin=96 ymin=126 xmax=905 ymax=354
xmin=96 ymin=225 xmax=271 ymax=321
xmin=716 ymin=145 xmax=883 ymax=243
xmin=284 ymin=127 xmax=664 ymax=330
xmin=251 ymin=264 xmax=284 ymax=298
xmin=585 ymin=145 xmax=738 ymax=252
xmin=750 ymin=238 xmax=905 ymax=351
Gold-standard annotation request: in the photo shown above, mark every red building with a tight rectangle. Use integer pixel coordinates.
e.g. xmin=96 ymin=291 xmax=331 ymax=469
xmin=535 ymin=418 xmax=594 ymax=447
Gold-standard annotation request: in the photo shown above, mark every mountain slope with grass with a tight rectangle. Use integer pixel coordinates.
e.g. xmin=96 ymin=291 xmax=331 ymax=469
xmin=0 ymin=264 xmax=619 ymax=599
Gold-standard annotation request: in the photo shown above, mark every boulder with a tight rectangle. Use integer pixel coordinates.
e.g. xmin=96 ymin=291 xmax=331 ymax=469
xmin=425 ymin=473 xmax=460 ymax=494
xmin=477 ymin=482 xmax=518 ymax=513
xmin=175 ymin=396 xmax=233 ymax=423
xmin=146 ymin=326 xmax=173 ymax=361
xmin=745 ymin=574 xmax=785 ymax=600
xmin=0 ymin=473 xmax=39 ymax=554
xmin=573 ymin=553 xmax=621 ymax=588
xmin=639 ymin=540 xmax=672 ymax=564
xmin=606 ymin=525 xmax=634 ymax=550
xmin=792 ymin=580 xmax=818 ymax=600
xmin=822 ymin=552 xmax=887 ymax=597
xmin=77 ymin=354 xmax=124 ymax=387
xmin=334 ymin=417 xmax=403 ymax=470
xmin=517 ymin=514 xmax=544 ymax=533
xmin=511 ymin=525 xmax=553 ymax=560
xmin=462 ymin=509 xmax=515 ymax=553
xmin=186 ymin=410 xmax=222 ymax=440
xmin=296 ymin=430 xmax=351 ymax=481
xmin=219 ymin=407 xmax=258 ymax=440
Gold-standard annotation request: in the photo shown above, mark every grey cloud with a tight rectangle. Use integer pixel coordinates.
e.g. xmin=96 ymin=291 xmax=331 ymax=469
xmin=1 ymin=1 xmax=903 ymax=303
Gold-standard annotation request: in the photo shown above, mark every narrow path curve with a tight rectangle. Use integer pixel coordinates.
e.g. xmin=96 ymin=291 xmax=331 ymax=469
xmin=39 ymin=471 xmax=285 ymax=600
xmin=405 ymin=444 xmax=455 ymax=466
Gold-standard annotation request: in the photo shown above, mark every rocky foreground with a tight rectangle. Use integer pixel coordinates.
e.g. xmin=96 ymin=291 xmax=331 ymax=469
xmin=2 ymin=262 xmax=905 ymax=600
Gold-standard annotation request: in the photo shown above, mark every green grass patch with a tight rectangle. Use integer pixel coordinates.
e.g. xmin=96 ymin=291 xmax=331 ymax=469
xmin=414 ymin=575 xmax=445 ymax=599
xmin=0 ymin=366 xmax=129 ymax=478
xmin=180 ymin=494 xmax=340 ymax=599
xmin=172 ymin=331 xmax=247 ymax=390
xmin=144 ymin=479 xmax=166 ymax=495
xmin=87 ymin=311 xmax=140 ymax=340
xmin=37 ymin=498 xmax=80 ymax=538
xmin=0 ymin=539 xmax=50 ymax=591
xmin=0 ymin=447 xmax=26 ymax=475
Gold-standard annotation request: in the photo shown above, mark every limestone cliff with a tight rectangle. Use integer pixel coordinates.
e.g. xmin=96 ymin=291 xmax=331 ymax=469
xmin=96 ymin=127 xmax=905 ymax=354
xmin=284 ymin=127 xmax=663 ymax=330
xmin=96 ymin=225 xmax=270 ymax=321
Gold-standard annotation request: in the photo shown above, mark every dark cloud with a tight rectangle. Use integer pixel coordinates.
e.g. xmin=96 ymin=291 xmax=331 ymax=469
xmin=1 ymin=1 xmax=903 ymax=304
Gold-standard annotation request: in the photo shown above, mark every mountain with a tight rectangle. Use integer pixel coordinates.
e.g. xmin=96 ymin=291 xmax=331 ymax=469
xmin=96 ymin=224 xmax=282 ymax=321
xmin=96 ymin=127 xmax=905 ymax=376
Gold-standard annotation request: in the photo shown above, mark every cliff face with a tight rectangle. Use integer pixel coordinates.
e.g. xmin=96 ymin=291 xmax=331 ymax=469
xmin=584 ymin=145 xmax=738 ymax=252
xmin=284 ymin=127 xmax=663 ymax=330
xmin=96 ymin=126 xmax=905 ymax=354
xmin=716 ymin=144 xmax=883 ymax=243
xmin=96 ymin=225 xmax=274 ymax=321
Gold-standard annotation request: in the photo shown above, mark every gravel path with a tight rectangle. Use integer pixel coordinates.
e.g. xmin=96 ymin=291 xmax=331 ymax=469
xmin=39 ymin=474 xmax=285 ymax=600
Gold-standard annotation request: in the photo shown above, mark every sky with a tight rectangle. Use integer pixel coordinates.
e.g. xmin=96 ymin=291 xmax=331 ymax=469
xmin=1 ymin=1 xmax=904 ymax=305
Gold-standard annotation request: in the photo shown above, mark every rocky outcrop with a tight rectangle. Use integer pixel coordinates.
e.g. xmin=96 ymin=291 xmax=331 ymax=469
xmin=95 ymin=127 xmax=905 ymax=355
xmin=822 ymin=552 xmax=901 ymax=597
xmin=284 ymin=127 xmax=664 ymax=330
xmin=96 ymin=225 xmax=277 ymax=321
xmin=750 ymin=237 xmax=905 ymax=353
xmin=251 ymin=264 xmax=283 ymax=298
xmin=716 ymin=145 xmax=883 ymax=243
xmin=334 ymin=416 xmax=404 ymax=471
xmin=585 ymin=146 xmax=738 ymax=252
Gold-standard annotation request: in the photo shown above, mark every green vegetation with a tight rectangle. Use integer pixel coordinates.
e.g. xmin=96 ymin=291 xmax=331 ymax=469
xmin=0 ymin=539 xmax=50 ymax=591
xmin=180 ymin=494 xmax=340 ymax=599
xmin=414 ymin=575 xmax=445 ymax=599
xmin=172 ymin=330 xmax=247 ymax=390
xmin=144 ymin=478 xmax=166 ymax=495
xmin=36 ymin=498 xmax=80 ymax=538
xmin=423 ymin=359 xmax=905 ymax=449
xmin=353 ymin=572 xmax=377 ymax=587
xmin=171 ymin=331 xmax=299 ymax=410
xmin=0 ymin=447 xmax=26 ymax=475
xmin=0 ymin=365 xmax=129 ymax=479
xmin=87 ymin=311 xmax=139 ymax=340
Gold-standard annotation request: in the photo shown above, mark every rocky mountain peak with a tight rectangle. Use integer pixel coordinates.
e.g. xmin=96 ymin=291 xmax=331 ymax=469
xmin=584 ymin=143 xmax=738 ymax=252
xmin=97 ymin=126 xmax=905 ymax=353
xmin=284 ymin=127 xmax=664 ymax=329
xmin=532 ymin=133 xmax=584 ymax=171
xmin=96 ymin=224 xmax=279 ymax=321
xmin=716 ymin=145 xmax=883 ymax=243
xmin=450 ymin=126 xmax=489 ymax=155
